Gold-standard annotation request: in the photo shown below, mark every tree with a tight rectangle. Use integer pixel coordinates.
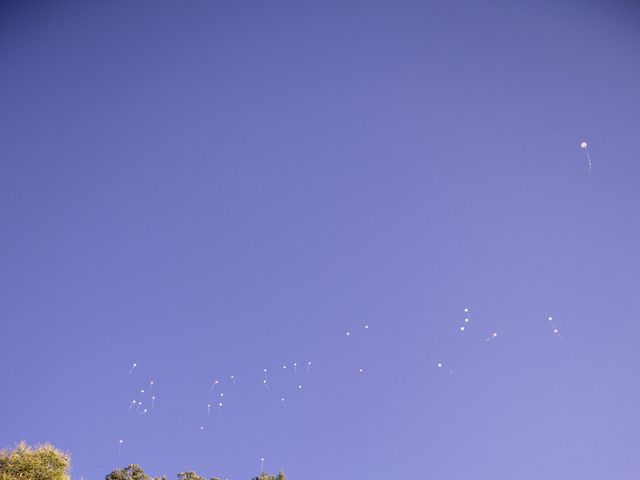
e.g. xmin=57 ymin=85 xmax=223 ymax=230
xmin=177 ymin=473 xmax=207 ymax=480
xmin=1 ymin=442 xmax=282 ymax=480
xmin=252 ymin=472 xmax=285 ymax=480
xmin=107 ymin=467 xmax=221 ymax=480
xmin=177 ymin=471 xmax=223 ymax=480
xmin=0 ymin=441 xmax=70 ymax=480
xmin=105 ymin=464 xmax=166 ymax=480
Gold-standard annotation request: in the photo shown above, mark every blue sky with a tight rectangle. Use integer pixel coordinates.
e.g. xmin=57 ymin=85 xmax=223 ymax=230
xmin=2 ymin=1 xmax=640 ymax=479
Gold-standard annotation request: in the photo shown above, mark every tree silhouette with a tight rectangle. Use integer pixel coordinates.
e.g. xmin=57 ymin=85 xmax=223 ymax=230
xmin=105 ymin=464 xmax=166 ymax=480
xmin=252 ymin=472 xmax=286 ymax=480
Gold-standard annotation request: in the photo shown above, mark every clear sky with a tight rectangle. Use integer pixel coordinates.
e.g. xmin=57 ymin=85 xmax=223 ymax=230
xmin=2 ymin=1 xmax=640 ymax=479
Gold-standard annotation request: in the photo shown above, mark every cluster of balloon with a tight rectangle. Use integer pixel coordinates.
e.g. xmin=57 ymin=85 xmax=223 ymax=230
xmin=461 ymin=307 xmax=500 ymax=341
xmin=120 ymin=324 xmax=376 ymax=448
xmin=460 ymin=307 xmax=470 ymax=332
xmin=436 ymin=307 xmax=566 ymax=382
xmin=200 ymin=354 xmax=316 ymax=430
xmin=548 ymin=316 xmax=562 ymax=339
xmin=345 ymin=324 xmax=371 ymax=376
xmin=120 ymin=362 xmax=156 ymax=452
xmin=436 ymin=306 xmax=503 ymax=375
xmin=346 ymin=324 xmax=368 ymax=336
xmin=124 ymin=363 xmax=155 ymax=420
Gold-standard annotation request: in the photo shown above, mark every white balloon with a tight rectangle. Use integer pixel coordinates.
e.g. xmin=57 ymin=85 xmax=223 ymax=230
xmin=581 ymin=142 xmax=588 ymax=149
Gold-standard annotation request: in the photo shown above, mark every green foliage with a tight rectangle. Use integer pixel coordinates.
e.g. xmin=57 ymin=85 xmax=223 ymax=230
xmin=177 ymin=471 xmax=224 ymax=480
xmin=105 ymin=464 xmax=166 ymax=480
xmin=252 ymin=472 xmax=285 ymax=480
xmin=0 ymin=441 xmax=70 ymax=480
xmin=1 ymin=442 xmax=283 ymax=480
xmin=107 ymin=467 xmax=223 ymax=480
xmin=177 ymin=473 xmax=206 ymax=480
